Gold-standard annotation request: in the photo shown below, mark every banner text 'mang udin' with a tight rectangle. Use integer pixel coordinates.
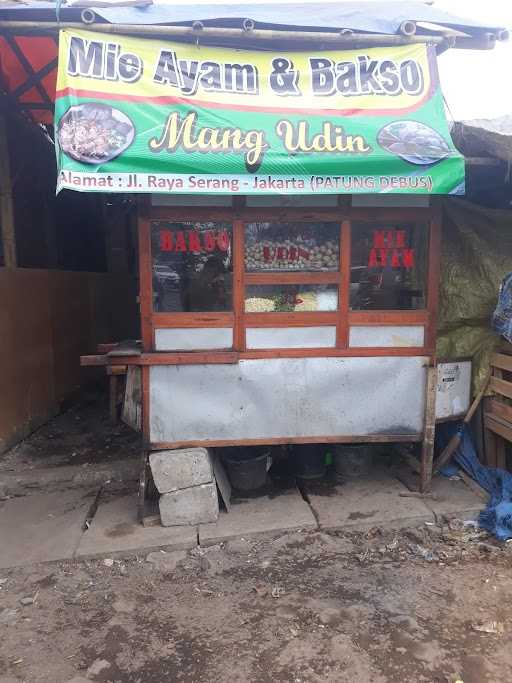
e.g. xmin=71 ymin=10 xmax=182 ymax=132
xmin=66 ymin=35 xmax=427 ymax=99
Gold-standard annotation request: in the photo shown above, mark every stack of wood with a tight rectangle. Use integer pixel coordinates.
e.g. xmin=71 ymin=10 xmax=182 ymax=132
xmin=483 ymin=343 xmax=512 ymax=469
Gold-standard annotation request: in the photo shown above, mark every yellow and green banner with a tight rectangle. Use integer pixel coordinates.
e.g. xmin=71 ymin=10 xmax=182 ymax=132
xmin=55 ymin=29 xmax=464 ymax=195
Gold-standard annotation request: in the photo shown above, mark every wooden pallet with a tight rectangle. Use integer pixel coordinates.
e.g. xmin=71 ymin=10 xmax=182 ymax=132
xmin=484 ymin=345 xmax=512 ymax=469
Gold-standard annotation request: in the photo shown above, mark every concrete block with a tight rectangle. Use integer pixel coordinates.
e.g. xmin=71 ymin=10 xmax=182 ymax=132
xmin=149 ymin=448 xmax=213 ymax=494
xmin=160 ymin=483 xmax=219 ymax=526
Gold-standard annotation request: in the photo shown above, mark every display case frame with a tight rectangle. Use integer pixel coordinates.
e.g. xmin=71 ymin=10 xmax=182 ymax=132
xmin=138 ymin=203 xmax=441 ymax=359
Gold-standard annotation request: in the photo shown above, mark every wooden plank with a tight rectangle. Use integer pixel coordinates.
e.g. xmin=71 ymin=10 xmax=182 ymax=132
xmin=149 ymin=433 xmax=423 ymax=450
xmin=420 ymin=364 xmax=437 ymax=493
xmin=484 ymin=414 xmax=512 ymax=443
xmin=244 ymin=311 xmax=338 ymax=326
xmin=245 ymin=271 xmax=340 ymax=285
xmin=122 ymin=366 xmax=142 ymax=432
xmin=241 ymin=347 xmax=428 ymax=359
xmin=138 ymin=215 xmax=153 ymax=351
xmin=484 ymin=397 xmax=497 ymax=467
xmin=153 ymin=312 xmax=235 ymax=328
xmin=109 ymin=375 xmax=119 ymax=424
xmin=491 ymin=353 xmax=512 ymax=373
xmin=97 ymin=343 xmax=119 ymax=353
xmin=496 ymin=437 xmax=507 ymax=470
xmin=432 ymin=431 xmax=461 ymax=474
xmin=108 ymin=347 xmax=429 ymax=366
xmin=484 ymin=429 xmax=498 ymax=468
xmin=211 ymin=451 xmax=232 ymax=511
xmin=337 ymin=220 xmax=350 ymax=348
xmin=490 ymin=376 xmax=512 ymax=400
xmin=425 ymin=209 xmax=441 ymax=352
xmin=0 ymin=114 xmax=16 ymax=268
xmin=233 ymin=219 xmax=245 ymax=351
xmin=80 ymin=354 xmax=108 ymax=366
xmin=487 ymin=398 xmax=512 ymax=423
xmin=348 ymin=310 xmax=428 ymax=325
xmin=142 ymin=365 xmax=150 ymax=444
xmin=149 ymin=206 xmax=435 ymax=223
xmin=137 ymin=449 xmax=149 ymax=524
xmin=106 ymin=365 xmax=127 ymax=376
xmin=111 ymin=351 xmax=240 ymax=366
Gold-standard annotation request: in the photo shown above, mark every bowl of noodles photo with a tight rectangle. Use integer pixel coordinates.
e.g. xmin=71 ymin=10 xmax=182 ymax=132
xmin=377 ymin=120 xmax=450 ymax=166
xmin=57 ymin=102 xmax=135 ymax=164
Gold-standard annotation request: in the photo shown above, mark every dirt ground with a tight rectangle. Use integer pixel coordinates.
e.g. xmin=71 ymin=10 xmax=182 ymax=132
xmin=1 ymin=522 xmax=512 ymax=683
xmin=0 ymin=395 xmax=140 ymax=473
xmin=1 ymin=399 xmax=511 ymax=682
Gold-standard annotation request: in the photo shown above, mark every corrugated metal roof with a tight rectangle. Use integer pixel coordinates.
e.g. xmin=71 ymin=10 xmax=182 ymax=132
xmin=453 ymin=117 xmax=512 ymax=162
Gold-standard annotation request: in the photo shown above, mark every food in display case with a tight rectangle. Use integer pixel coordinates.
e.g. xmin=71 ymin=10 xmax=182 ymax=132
xmin=245 ymin=297 xmax=277 ymax=313
xmin=245 ymin=222 xmax=339 ymax=272
xmin=245 ymin=285 xmax=338 ymax=312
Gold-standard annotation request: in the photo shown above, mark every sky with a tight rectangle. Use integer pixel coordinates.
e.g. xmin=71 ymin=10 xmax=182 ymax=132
xmin=178 ymin=0 xmax=511 ymax=121
xmin=434 ymin=0 xmax=512 ymax=121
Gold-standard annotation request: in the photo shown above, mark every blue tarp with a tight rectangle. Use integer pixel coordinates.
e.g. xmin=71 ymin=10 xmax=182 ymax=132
xmin=493 ymin=272 xmax=512 ymax=344
xmin=437 ymin=423 xmax=512 ymax=541
xmin=93 ymin=2 xmax=502 ymax=33
xmin=0 ymin=1 xmax=505 ymax=35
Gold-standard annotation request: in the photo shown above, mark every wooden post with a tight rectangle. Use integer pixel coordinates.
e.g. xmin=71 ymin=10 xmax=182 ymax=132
xmin=109 ymin=374 xmax=118 ymax=424
xmin=420 ymin=364 xmax=438 ymax=493
xmin=0 ymin=114 xmax=16 ymax=268
xmin=138 ymin=364 xmax=151 ymax=523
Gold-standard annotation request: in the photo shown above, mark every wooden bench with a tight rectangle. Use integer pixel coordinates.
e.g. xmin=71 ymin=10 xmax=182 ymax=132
xmin=80 ymin=341 xmax=141 ymax=423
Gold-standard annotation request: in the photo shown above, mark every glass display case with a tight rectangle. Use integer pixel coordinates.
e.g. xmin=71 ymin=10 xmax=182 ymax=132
xmin=151 ymin=221 xmax=233 ymax=312
xmin=245 ymin=222 xmax=340 ymax=272
xmin=144 ymin=208 xmax=435 ymax=359
xmin=350 ymin=222 xmax=428 ymax=310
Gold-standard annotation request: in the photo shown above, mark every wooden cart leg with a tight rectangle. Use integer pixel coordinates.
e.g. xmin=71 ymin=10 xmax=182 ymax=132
xmin=420 ymin=364 xmax=438 ymax=493
xmin=137 ymin=448 xmax=149 ymax=524
xmin=109 ymin=374 xmax=118 ymax=424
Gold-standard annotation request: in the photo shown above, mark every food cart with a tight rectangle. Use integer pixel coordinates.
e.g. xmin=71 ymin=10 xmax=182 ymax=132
xmin=1 ymin=2 xmax=505 ymax=505
xmin=57 ymin=28 xmax=462 ymax=498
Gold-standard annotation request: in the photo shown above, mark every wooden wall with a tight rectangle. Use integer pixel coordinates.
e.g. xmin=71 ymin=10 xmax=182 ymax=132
xmin=0 ymin=267 xmax=138 ymax=453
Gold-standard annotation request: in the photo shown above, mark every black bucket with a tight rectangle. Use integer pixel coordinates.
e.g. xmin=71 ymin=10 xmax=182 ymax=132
xmin=334 ymin=444 xmax=373 ymax=479
xmin=294 ymin=444 xmax=326 ymax=480
xmin=223 ymin=449 xmax=270 ymax=491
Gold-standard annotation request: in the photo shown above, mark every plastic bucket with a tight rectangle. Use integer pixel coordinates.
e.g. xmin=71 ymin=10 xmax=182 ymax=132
xmin=294 ymin=445 xmax=326 ymax=480
xmin=223 ymin=449 xmax=270 ymax=491
xmin=334 ymin=445 xmax=373 ymax=479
